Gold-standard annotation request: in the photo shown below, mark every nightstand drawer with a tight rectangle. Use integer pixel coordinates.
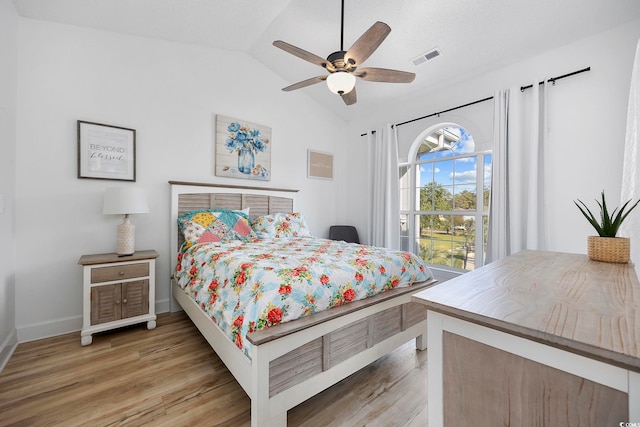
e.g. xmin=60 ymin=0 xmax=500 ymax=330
xmin=91 ymin=262 xmax=149 ymax=283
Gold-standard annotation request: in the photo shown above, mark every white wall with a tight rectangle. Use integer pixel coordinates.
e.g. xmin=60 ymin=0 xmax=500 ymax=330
xmin=348 ymin=19 xmax=640 ymax=256
xmin=15 ymin=18 xmax=350 ymax=341
xmin=12 ymin=13 xmax=640 ymax=343
xmin=0 ymin=0 xmax=18 ymax=368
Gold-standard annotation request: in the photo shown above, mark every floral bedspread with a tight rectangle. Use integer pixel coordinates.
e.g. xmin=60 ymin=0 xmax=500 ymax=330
xmin=175 ymin=237 xmax=432 ymax=358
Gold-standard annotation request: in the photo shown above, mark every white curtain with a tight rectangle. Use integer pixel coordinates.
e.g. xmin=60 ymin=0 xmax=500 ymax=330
xmin=486 ymin=81 xmax=549 ymax=263
xmin=367 ymin=124 xmax=400 ymax=249
xmin=620 ymin=38 xmax=640 ymax=271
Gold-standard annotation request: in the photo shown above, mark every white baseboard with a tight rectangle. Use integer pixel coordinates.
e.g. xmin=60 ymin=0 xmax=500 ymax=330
xmin=0 ymin=328 xmax=18 ymax=374
xmin=17 ymin=315 xmax=82 ymax=343
xmin=16 ymin=300 xmax=172 ymax=344
xmin=155 ymin=298 xmax=170 ymax=314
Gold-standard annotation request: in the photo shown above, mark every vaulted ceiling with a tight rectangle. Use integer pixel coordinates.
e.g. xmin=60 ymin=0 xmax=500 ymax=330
xmin=12 ymin=0 xmax=640 ymax=119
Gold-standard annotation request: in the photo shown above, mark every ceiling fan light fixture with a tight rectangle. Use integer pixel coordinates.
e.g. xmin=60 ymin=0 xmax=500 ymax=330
xmin=273 ymin=1 xmax=411 ymax=105
xmin=326 ymin=71 xmax=356 ymax=95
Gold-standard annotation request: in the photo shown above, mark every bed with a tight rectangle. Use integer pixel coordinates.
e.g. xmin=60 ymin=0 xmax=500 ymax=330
xmin=169 ymin=181 xmax=437 ymax=427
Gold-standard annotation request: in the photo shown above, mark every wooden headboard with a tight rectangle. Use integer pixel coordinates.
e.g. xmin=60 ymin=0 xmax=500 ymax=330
xmin=177 ymin=191 xmax=294 ymax=220
xmin=169 ymin=181 xmax=298 ymax=310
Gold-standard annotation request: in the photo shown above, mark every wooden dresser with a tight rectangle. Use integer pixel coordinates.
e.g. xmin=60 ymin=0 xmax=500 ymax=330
xmin=412 ymin=250 xmax=640 ymax=426
xmin=78 ymin=250 xmax=158 ymax=345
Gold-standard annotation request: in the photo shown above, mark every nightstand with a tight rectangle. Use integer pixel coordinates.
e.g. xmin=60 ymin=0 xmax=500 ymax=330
xmin=78 ymin=250 xmax=159 ymax=346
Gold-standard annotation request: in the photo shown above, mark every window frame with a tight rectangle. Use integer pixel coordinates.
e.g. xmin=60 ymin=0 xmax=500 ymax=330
xmin=400 ymin=123 xmax=491 ymax=273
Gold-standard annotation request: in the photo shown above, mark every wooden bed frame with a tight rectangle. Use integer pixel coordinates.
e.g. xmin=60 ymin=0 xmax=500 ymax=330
xmin=169 ymin=181 xmax=437 ymax=427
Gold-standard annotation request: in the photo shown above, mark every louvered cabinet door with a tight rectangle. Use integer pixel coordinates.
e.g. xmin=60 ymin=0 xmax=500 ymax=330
xmin=121 ymin=280 xmax=149 ymax=319
xmin=91 ymin=283 xmax=122 ymax=325
xmin=90 ymin=281 xmax=149 ymax=325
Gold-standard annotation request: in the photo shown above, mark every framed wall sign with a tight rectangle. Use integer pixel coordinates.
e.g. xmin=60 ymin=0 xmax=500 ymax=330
xmin=307 ymin=149 xmax=333 ymax=180
xmin=77 ymin=120 xmax=136 ymax=181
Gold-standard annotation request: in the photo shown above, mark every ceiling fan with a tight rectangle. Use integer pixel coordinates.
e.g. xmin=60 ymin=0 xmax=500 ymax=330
xmin=273 ymin=0 xmax=415 ymax=106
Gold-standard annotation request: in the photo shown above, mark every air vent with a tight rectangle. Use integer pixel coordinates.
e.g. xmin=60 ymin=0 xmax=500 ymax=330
xmin=412 ymin=47 xmax=442 ymax=66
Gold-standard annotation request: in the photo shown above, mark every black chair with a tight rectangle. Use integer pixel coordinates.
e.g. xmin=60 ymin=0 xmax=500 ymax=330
xmin=329 ymin=225 xmax=360 ymax=244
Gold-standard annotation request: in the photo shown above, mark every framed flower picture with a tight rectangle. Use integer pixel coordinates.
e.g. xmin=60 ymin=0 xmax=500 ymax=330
xmin=215 ymin=115 xmax=271 ymax=181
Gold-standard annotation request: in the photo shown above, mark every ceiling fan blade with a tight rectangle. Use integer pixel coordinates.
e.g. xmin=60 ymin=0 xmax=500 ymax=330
xmin=340 ymin=87 xmax=357 ymax=105
xmin=355 ymin=67 xmax=415 ymax=83
xmin=282 ymin=75 xmax=327 ymax=92
xmin=273 ymin=40 xmax=335 ymax=71
xmin=344 ymin=21 xmax=391 ymax=66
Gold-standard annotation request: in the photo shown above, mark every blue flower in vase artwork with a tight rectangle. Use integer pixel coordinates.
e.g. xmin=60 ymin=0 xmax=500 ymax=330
xmin=225 ymin=122 xmax=269 ymax=175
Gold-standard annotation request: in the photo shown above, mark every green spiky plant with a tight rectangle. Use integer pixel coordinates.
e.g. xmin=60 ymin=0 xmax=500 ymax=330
xmin=574 ymin=191 xmax=640 ymax=237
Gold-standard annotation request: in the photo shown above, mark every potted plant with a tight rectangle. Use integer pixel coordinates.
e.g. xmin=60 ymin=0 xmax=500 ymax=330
xmin=574 ymin=191 xmax=640 ymax=263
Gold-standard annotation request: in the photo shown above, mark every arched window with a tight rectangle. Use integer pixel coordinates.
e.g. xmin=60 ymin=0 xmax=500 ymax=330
xmin=399 ymin=124 xmax=491 ymax=272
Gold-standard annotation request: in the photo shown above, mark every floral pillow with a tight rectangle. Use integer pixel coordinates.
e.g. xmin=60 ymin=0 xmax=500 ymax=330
xmin=252 ymin=212 xmax=312 ymax=240
xmin=179 ymin=209 xmax=256 ymax=247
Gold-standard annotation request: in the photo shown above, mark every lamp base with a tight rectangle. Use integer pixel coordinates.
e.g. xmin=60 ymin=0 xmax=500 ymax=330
xmin=117 ymin=216 xmax=136 ymax=256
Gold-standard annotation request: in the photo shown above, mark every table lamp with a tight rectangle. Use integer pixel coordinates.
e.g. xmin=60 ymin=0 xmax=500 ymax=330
xmin=103 ymin=187 xmax=149 ymax=256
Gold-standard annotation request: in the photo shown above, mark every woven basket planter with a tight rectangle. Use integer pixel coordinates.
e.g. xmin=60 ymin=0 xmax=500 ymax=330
xmin=587 ymin=236 xmax=630 ymax=263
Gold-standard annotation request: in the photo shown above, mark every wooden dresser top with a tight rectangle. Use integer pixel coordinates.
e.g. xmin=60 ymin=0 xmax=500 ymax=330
xmin=412 ymin=250 xmax=640 ymax=371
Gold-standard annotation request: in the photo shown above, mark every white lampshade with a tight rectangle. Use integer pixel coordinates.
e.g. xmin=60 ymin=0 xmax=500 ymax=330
xmin=103 ymin=187 xmax=149 ymax=256
xmin=103 ymin=187 xmax=149 ymax=215
xmin=326 ymin=71 xmax=356 ymax=95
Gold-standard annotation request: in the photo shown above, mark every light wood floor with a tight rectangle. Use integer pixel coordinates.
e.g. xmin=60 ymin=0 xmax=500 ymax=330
xmin=0 ymin=312 xmax=428 ymax=427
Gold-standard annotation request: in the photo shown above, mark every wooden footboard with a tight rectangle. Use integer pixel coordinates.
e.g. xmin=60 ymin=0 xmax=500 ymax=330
xmin=267 ymin=301 xmax=428 ymax=398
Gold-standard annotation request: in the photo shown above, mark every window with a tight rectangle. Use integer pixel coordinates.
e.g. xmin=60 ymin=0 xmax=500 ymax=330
xmin=400 ymin=125 xmax=491 ymax=272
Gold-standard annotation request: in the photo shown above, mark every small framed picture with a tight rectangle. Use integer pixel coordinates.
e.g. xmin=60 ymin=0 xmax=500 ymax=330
xmin=77 ymin=120 xmax=136 ymax=181
xmin=307 ymin=149 xmax=333 ymax=180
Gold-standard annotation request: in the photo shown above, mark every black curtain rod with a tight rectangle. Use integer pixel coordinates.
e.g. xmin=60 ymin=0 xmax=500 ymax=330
xmin=519 ymin=66 xmax=590 ymax=92
xmin=361 ymin=66 xmax=591 ymax=136
xmin=395 ymin=96 xmax=494 ymax=128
